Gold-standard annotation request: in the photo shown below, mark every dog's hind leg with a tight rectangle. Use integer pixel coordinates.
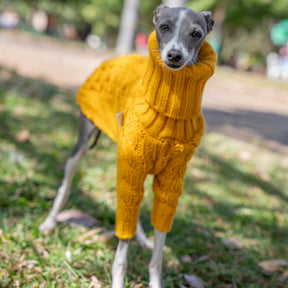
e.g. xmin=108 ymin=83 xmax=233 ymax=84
xmin=135 ymin=219 xmax=154 ymax=250
xmin=39 ymin=111 xmax=99 ymax=234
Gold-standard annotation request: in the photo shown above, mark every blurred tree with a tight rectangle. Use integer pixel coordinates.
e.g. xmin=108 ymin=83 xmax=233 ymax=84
xmin=2 ymin=0 xmax=287 ymax=65
xmin=163 ymin=0 xmax=187 ymax=7
xmin=1 ymin=0 xmax=159 ymax=46
xmin=187 ymin=0 xmax=288 ymax=65
xmin=187 ymin=0 xmax=287 ymax=25
xmin=114 ymin=0 xmax=187 ymax=54
xmin=116 ymin=0 xmax=141 ymax=55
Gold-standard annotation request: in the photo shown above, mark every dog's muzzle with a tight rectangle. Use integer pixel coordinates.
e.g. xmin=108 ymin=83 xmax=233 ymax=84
xmin=166 ymin=49 xmax=185 ymax=70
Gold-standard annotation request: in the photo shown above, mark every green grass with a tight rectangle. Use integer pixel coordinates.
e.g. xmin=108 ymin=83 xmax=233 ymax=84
xmin=0 ymin=67 xmax=288 ymax=287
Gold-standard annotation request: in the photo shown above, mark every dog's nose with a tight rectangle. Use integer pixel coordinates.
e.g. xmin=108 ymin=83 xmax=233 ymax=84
xmin=167 ymin=49 xmax=183 ymax=63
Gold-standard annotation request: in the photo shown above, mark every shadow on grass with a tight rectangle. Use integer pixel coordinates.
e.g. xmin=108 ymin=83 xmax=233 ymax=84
xmin=203 ymin=108 xmax=288 ymax=153
xmin=1 ymin=68 xmax=288 ymax=287
xmin=183 ymin=143 xmax=288 ymax=238
xmin=0 ymin=67 xmax=116 ymax=226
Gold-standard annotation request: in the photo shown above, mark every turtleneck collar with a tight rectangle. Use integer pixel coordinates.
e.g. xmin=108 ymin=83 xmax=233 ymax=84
xmin=140 ymin=31 xmax=217 ymax=120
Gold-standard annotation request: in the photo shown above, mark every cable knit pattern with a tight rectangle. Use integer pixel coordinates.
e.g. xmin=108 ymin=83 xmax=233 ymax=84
xmin=77 ymin=31 xmax=217 ymax=239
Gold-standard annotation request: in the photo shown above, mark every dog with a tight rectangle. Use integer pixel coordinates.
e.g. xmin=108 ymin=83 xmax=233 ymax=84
xmin=39 ymin=5 xmax=216 ymax=288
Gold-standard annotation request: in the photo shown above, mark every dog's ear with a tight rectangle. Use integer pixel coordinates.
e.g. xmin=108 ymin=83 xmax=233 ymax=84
xmin=201 ymin=11 xmax=215 ymax=33
xmin=153 ymin=5 xmax=169 ymax=25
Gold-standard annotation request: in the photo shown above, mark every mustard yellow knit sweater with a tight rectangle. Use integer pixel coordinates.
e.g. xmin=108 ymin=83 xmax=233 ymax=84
xmin=77 ymin=31 xmax=217 ymax=239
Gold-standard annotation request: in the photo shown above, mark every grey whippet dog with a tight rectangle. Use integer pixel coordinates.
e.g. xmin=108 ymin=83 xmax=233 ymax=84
xmin=39 ymin=5 xmax=215 ymax=288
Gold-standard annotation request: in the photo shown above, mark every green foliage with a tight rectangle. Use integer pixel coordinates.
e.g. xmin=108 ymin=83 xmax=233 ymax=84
xmin=187 ymin=0 xmax=216 ymax=12
xmin=187 ymin=0 xmax=288 ymax=65
xmin=1 ymin=0 xmax=287 ymax=64
xmin=187 ymin=0 xmax=287 ymax=29
xmin=79 ymin=0 xmax=123 ymax=37
xmin=0 ymin=0 xmax=159 ymax=45
xmin=139 ymin=0 xmax=161 ymax=34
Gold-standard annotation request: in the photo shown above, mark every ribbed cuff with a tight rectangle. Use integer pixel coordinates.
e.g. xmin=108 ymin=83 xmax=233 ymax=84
xmin=116 ymin=202 xmax=140 ymax=239
xmin=151 ymin=197 xmax=178 ymax=233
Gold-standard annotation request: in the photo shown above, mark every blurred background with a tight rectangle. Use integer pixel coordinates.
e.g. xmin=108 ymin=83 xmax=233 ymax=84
xmin=1 ymin=1 xmax=288 ymax=287
xmin=0 ymin=0 xmax=288 ymax=77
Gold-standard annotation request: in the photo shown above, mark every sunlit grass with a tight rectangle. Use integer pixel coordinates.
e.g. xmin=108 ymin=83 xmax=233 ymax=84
xmin=1 ymin=68 xmax=288 ymax=287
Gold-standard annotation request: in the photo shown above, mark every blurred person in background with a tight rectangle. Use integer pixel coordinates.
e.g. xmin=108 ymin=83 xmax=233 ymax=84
xmin=0 ymin=8 xmax=19 ymax=29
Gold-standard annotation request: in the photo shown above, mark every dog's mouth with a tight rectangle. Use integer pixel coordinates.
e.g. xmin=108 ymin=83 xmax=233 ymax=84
xmin=161 ymin=50 xmax=187 ymax=71
xmin=165 ymin=62 xmax=185 ymax=71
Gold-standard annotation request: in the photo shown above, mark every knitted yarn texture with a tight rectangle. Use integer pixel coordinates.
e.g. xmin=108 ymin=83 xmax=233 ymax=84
xmin=77 ymin=31 xmax=217 ymax=239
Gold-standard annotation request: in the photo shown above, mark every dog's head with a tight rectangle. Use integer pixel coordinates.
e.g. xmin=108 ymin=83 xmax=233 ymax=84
xmin=153 ymin=5 xmax=214 ymax=70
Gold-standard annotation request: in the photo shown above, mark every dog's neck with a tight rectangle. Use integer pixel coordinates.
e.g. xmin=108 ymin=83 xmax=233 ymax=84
xmin=140 ymin=31 xmax=217 ymax=121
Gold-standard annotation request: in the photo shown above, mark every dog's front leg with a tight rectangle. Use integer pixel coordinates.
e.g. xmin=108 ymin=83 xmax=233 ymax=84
xmin=112 ymin=239 xmax=129 ymax=288
xmin=149 ymin=228 xmax=167 ymax=288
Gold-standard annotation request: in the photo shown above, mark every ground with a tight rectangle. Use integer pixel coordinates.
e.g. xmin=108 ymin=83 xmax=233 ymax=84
xmin=1 ymin=29 xmax=288 ymax=288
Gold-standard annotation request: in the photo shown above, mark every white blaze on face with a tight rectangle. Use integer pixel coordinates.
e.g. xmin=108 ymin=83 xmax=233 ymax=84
xmin=161 ymin=9 xmax=191 ymax=68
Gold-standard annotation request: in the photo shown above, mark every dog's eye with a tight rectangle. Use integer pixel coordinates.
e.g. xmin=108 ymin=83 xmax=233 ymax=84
xmin=160 ymin=24 xmax=169 ymax=32
xmin=191 ymin=31 xmax=202 ymax=39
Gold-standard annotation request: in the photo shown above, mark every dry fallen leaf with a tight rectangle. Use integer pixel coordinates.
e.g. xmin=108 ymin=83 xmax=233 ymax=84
xmin=221 ymin=237 xmax=243 ymax=250
xmin=167 ymin=257 xmax=180 ymax=268
xmin=14 ymin=280 xmax=20 ymax=288
xmin=194 ymin=254 xmax=211 ymax=264
xmin=65 ymin=250 xmax=72 ymax=262
xmin=277 ymin=271 xmax=288 ymax=283
xmin=76 ymin=228 xmax=115 ymax=245
xmin=194 ymin=227 xmax=211 ymax=237
xmin=16 ymin=129 xmax=30 ymax=142
xmin=18 ymin=259 xmax=38 ymax=270
xmin=56 ymin=209 xmax=97 ymax=227
xmin=181 ymin=254 xmax=193 ymax=263
xmin=183 ymin=274 xmax=205 ymax=288
xmin=131 ymin=283 xmax=143 ymax=288
xmin=89 ymin=276 xmax=102 ymax=288
xmin=258 ymin=259 xmax=287 ymax=276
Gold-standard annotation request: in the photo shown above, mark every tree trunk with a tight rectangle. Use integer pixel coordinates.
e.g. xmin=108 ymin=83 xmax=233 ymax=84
xmin=162 ymin=0 xmax=186 ymax=7
xmin=209 ymin=2 xmax=226 ymax=57
xmin=115 ymin=0 xmax=141 ymax=55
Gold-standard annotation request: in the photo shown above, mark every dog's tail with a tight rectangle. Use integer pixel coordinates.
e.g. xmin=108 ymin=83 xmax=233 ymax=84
xmin=89 ymin=129 xmax=101 ymax=150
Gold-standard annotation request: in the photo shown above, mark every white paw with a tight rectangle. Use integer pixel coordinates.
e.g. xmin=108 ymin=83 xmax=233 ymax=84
xmin=149 ymin=265 xmax=162 ymax=288
xmin=149 ymin=279 xmax=162 ymax=288
xmin=39 ymin=218 xmax=56 ymax=234
xmin=149 ymin=275 xmax=162 ymax=288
